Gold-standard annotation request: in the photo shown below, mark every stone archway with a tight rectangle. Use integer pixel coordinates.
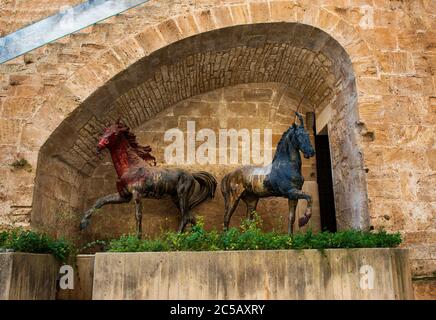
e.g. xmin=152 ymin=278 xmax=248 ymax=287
xmin=30 ymin=6 xmax=373 ymax=241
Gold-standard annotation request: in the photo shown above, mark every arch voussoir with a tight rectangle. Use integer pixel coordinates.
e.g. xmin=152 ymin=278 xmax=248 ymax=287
xmin=111 ymin=37 xmax=147 ymax=69
xmin=248 ymin=1 xmax=272 ymax=23
xmin=228 ymin=4 xmax=251 ymax=25
xmin=210 ymin=6 xmax=234 ymax=29
xmin=134 ymin=26 xmax=169 ymax=56
xmin=194 ymin=9 xmax=218 ymax=33
xmin=174 ymin=14 xmax=201 ymax=38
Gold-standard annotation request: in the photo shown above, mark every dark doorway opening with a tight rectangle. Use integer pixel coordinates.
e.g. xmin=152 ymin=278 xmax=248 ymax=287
xmin=314 ymin=128 xmax=337 ymax=232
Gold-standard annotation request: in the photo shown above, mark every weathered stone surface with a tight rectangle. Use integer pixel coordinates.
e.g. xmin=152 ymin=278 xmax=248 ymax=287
xmin=0 ymin=253 xmax=59 ymax=300
xmin=413 ymin=280 xmax=436 ymax=300
xmin=92 ymin=249 xmax=414 ymax=300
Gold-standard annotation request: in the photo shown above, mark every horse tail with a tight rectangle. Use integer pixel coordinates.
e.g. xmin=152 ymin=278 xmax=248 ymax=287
xmin=189 ymin=171 xmax=217 ymax=209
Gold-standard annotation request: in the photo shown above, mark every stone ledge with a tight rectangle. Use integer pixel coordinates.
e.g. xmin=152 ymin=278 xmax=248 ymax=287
xmin=0 ymin=252 xmax=59 ymax=300
xmin=92 ymin=248 xmax=414 ymax=300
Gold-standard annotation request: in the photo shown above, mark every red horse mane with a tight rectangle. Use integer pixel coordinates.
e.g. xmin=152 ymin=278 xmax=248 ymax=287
xmin=115 ymin=121 xmax=156 ymax=165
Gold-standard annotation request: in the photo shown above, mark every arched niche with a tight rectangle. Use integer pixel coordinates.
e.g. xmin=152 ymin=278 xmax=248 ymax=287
xmin=32 ymin=23 xmax=369 ymax=242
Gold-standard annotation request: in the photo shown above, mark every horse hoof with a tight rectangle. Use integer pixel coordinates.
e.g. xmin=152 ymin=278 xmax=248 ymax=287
xmin=298 ymin=215 xmax=310 ymax=227
xmin=79 ymin=219 xmax=90 ymax=230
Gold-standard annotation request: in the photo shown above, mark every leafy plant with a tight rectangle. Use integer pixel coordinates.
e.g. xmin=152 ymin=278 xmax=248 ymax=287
xmin=0 ymin=229 xmax=74 ymax=262
xmin=104 ymin=213 xmax=401 ymax=253
xmin=10 ymin=158 xmax=32 ymax=172
xmin=79 ymin=239 xmax=108 ymax=254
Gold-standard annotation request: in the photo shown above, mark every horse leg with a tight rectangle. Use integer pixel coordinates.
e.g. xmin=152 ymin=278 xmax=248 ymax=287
xmin=288 ymin=189 xmax=313 ymax=227
xmin=287 ymin=199 xmax=298 ymax=235
xmin=79 ymin=192 xmax=132 ymax=230
xmin=241 ymin=192 xmax=259 ymax=220
xmin=177 ymin=194 xmax=188 ymax=233
xmin=186 ymin=180 xmax=197 ymax=227
xmin=223 ymin=194 xmax=241 ymax=231
xmin=222 ymin=174 xmax=244 ymax=230
xmin=133 ymin=190 xmax=142 ymax=239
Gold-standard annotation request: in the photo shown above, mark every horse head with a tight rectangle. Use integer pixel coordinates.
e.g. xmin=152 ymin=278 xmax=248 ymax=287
xmin=97 ymin=119 xmax=128 ymax=153
xmin=293 ymin=112 xmax=315 ymax=159
xmin=97 ymin=119 xmax=156 ymax=165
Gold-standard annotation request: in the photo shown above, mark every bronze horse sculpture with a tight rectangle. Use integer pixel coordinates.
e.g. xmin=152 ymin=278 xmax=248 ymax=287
xmin=221 ymin=112 xmax=315 ymax=234
xmin=79 ymin=121 xmax=217 ymax=238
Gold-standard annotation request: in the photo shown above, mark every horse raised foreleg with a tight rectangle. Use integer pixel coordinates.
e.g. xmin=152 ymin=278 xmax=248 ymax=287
xmin=287 ymin=189 xmax=313 ymax=228
xmin=287 ymin=199 xmax=298 ymax=235
xmin=79 ymin=192 xmax=132 ymax=231
xmin=133 ymin=190 xmax=142 ymax=239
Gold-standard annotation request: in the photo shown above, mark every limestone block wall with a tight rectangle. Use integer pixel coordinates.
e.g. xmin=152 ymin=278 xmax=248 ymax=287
xmin=31 ymin=151 xmax=86 ymax=237
xmin=0 ymin=0 xmax=434 ymax=281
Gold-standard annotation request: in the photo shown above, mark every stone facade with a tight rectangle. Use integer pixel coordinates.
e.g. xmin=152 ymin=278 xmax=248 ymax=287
xmin=0 ymin=0 xmax=435 ymax=288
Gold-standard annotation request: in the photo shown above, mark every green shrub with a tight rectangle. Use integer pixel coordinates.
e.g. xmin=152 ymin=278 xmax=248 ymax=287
xmin=291 ymin=229 xmax=402 ymax=250
xmin=0 ymin=229 xmax=73 ymax=262
xmin=0 ymin=230 xmax=7 ymax=247
xmin=105 ymin=214 xmax=401 ymax=253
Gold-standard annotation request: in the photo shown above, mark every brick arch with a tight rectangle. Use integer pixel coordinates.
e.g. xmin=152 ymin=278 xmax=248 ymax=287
xmin=29 ymin=1 xmax=376 ymax=147
xmin=31 ymin=1 xmax=375 ymax=238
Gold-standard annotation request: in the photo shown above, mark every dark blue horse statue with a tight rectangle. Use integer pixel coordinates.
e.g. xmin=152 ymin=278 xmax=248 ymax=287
xmin=221 ymin=112 xmax=316 ymax=234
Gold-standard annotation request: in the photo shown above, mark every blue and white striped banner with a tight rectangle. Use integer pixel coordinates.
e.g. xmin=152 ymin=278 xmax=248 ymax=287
xmin=0 ymin=0 xmax=150 ymax=64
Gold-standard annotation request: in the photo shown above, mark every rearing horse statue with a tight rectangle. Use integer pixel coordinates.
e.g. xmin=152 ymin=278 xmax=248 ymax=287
xmin=79 ymin=120 xmax=217 ymax=238
xmin=221 ymin=112 xmax=315 ymax=234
